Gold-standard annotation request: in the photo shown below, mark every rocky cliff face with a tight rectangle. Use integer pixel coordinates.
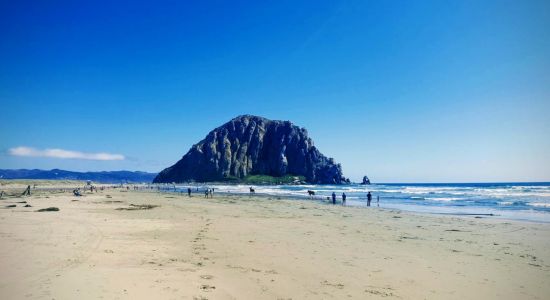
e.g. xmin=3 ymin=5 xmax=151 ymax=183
xmin=153 ymin=115 xmax=347 ymax=184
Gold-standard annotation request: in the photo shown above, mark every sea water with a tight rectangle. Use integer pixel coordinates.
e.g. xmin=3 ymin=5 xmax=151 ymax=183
xmin=174 ymin=182 xmax=550 ymax=223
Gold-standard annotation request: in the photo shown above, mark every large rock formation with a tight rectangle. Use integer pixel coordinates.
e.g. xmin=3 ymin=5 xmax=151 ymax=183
xmin=154 ymin=115 xmax=347 ymax=184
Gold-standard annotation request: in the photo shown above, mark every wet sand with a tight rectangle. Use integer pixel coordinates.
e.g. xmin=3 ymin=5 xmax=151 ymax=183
xmin=1 ymin=182 xmax=549 ymax=299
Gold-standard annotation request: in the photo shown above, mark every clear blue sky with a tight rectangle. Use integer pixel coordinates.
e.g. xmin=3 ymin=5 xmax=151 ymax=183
xmin=1 ymin=0 xmax=549 ymax=182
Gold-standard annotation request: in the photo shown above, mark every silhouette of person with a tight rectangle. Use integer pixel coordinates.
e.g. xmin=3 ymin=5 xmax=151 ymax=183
xmin=22 ymin=185 xmax=31 ymax=196
xmin=342 ymin=192 xmax=347 ymax=205
xmin=367 ymin=192 xmax=372 ymax=207
xmin=187 ymin=187 xmax=192 ymax=197
xmin=332 ymin=192 xmax=336 ymax=205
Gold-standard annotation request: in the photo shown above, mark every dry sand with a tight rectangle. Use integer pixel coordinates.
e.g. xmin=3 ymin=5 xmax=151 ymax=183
xmin=1 ymin=182 xmax=549 ymax=299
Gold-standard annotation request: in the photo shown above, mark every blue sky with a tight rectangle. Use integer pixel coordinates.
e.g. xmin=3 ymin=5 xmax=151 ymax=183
xmin=1 ymin=0 xmax=549 ymax=182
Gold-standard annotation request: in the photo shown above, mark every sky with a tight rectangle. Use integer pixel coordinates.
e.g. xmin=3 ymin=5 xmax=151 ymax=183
xmin=1 ymin=0 xmax=549 ymax=183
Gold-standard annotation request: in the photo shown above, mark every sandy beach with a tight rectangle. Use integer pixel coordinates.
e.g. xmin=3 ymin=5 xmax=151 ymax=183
xmin=1 ymin=181 xmax=549 ymax=300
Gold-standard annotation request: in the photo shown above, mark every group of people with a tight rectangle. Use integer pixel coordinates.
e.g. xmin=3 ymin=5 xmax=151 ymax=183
xmin=183 ymin=187 xmax=214 ymax=198
xmin=204 ymin=188 xmax=214 ymax=198
xmin=330 ymin=191 xmax=378 ymax=206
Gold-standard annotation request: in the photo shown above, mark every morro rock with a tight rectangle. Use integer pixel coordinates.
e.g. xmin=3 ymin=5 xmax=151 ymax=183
xmin=153 ymin=115 xmax=347 ymax=184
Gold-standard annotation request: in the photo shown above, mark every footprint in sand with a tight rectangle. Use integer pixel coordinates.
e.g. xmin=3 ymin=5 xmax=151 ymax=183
xmin=200 ymin=284 xmax=216 ymax=291
xmin=321 ymin=280 xmax=344 ymax=289
xmin=365 ymin=288 xmax=395 ymax=297
xmin=177 ymin=268 xmax=196 ymax=272
xmin=365 ymin=285 xmax=397 ymax=297
xmin=200 ymin=274 xmax=213 ymax=280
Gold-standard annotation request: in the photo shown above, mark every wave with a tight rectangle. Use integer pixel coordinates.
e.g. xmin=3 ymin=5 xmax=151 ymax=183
xmin=527 ymin=202 xmax=550 ymax=208
xmin=182 ymin=183 xmax=550 ymax=200
xmin=429 ymin=197 xmax=462 ymax=202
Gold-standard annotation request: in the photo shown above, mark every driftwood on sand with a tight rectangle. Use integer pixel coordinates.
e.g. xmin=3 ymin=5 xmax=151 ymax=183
xmin=36 ymin=207 xmax=60 ymax=212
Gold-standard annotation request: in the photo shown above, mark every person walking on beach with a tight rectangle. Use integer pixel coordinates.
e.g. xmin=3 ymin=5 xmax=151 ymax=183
xmin=22 ymin=185 xmax=31 ymax=196
xmin=367 ymin=191 xmax=372 ymax=207
xmin=204 ymin=189 xmax=209 ymax=198
xmin=187 ymin=187 xmax=192 ymax=197
xmin=332 ymin=192 xmax=336 ymax=204
xmin=377 ymin=195 xmax=379 ymax=207
xmin=342 ymin=192 xmax=347 ymax=206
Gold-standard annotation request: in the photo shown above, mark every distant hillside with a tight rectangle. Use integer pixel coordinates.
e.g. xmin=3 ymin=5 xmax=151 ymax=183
xmin=0 ymin=169 xmax=157 ymax=183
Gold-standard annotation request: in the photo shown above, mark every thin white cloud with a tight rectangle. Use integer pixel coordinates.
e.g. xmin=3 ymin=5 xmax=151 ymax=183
xmin=8 ymin=146 xmax=125 ymax=161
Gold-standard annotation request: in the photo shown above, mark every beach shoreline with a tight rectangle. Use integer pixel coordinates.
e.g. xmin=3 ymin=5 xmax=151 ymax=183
xmin=1 ymin=181 xmax=549 ymax=299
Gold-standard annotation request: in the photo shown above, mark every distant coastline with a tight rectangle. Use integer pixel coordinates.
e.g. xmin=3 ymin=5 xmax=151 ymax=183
xmin=0 ymin=169 xmax=157 ymax=183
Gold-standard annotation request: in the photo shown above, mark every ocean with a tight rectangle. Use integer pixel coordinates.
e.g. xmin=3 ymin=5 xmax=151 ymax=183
xmin=173 ymin=182 xmax=550 ymax=223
